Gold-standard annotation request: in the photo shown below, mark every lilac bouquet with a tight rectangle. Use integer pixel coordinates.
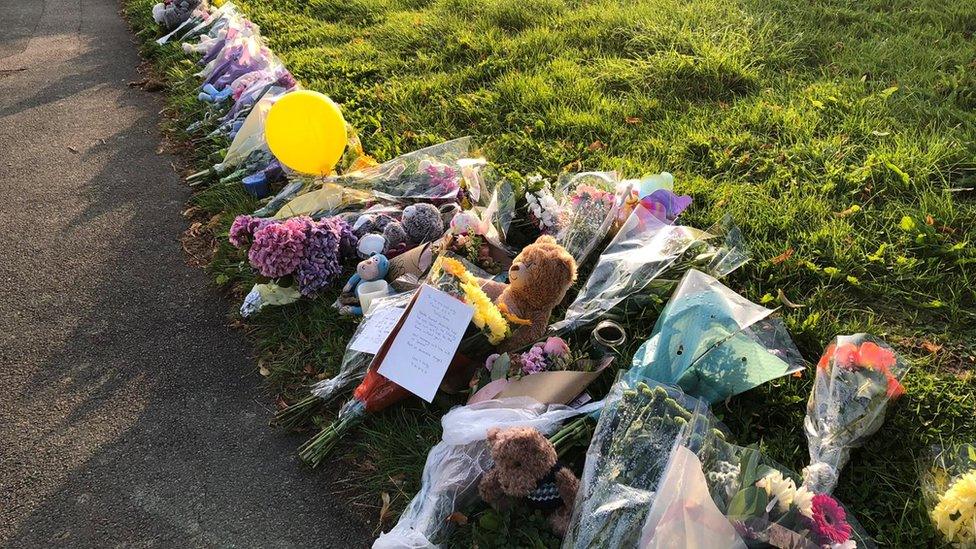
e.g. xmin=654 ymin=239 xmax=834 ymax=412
xmin=229 ymin=214 xmax=358 ymax=313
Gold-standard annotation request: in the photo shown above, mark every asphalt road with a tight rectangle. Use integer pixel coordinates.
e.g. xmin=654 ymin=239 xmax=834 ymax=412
xmin=0 ymin=1 xmax=371 ymax=546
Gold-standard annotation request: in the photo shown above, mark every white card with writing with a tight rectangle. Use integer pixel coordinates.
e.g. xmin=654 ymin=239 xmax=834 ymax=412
xmin=377 ymin=285 xmax=474 ymax=402
xmin=348 ymin=306 xmax=406 ymax=355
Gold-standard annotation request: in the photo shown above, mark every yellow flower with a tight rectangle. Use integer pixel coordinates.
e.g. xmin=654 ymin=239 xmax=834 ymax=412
xmin=441 ymin=257 xmax=467 ymax=278
xmin=932 ymin=470 xmax=976 ymax=545
xmin=460 ymin=280 xmax=509 ymax=344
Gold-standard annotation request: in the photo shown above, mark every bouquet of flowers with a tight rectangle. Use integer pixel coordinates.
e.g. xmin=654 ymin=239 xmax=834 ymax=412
xmin=273 ymin=290 xmax=414 ymax=429
xmin=562 ymin=375 xmax=725 ymax=547
xmin=228 ymin=214 xmax=358 ymax=315
xmin=921 ymin=442 xmax=976 ymax=546
xmin=622 ymin=394 xmax=875 ymax=548
xmin=524 ymin=175 xmax=565 ymax=235
xmin=298 ymin=256 xmax=524 ymax=466
xmin=801 ymin=335 xmax=908 ymax=494
xmin=468 ymin=336 xmax=612 ymax=405
xmin=554 ymin=172 xmax=620 ymax=263
xmin=614 ymin=172 xmax=692 ymax=228
xmin=626 ymin=269 xmax=804 ymax=405
xmin=549 ymin=206 xmax=749 ymax=334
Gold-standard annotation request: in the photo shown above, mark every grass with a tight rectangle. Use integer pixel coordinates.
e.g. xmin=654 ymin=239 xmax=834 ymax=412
xmin=122 ymin=0 xmax=976 ymax=545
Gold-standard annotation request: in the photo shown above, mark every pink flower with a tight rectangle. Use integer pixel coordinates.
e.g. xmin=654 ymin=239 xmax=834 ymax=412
xmin=485 ymin=353 xmax=500 ymax=372
xmin=808 ymin=494 xmax=852 ymax=544
xmin=247 ymin=217 xmax=310 ymax=278
xmin=543 ymin=336 xmax=570 ymax=357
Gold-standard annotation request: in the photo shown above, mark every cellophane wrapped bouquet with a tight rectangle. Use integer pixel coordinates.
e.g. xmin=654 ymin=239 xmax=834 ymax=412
xmin=373 ymin=398 xmax=603 ymax=549
xmin=562 ymin=375 xmax=725 ymax=548
xmin=920 ymin=443 xmax=976 ymax=547
xmin=801 ymin=335 xmax=908 ymax=494
xmin=297 ymin=255 xmax=523 ymax=466
xmin=273 ymin=290 xmax=414 ymax=429
xmin=653 ymin=434 xmax=876 ymax=548
xmin=553 ymin=172 xmax=620 ymax=264
xmin=549 ymin=205 xmax=748 ymax=335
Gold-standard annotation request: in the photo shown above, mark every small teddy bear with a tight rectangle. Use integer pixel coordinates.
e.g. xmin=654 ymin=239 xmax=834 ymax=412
xmin=479 ymin=426 xmax=579 ymax=536
xmin=480 ymin=235 xmax=577 ymax=352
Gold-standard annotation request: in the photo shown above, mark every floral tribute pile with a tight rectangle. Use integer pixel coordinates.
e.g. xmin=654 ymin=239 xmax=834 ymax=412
xmin=144 ymin=3 xmax=949 ymax=548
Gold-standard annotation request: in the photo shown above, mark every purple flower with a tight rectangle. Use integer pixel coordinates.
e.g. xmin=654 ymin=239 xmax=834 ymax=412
xmin=296 ymin=219 xmax=344 ymax=296
xmin=424 ymin=163 xmax=459 ymax=195
xmin=520 ymin=345 xmax=548 ymax=375
xmin=319 ymin=216 xmax=358 ymax=258
xmin=229 ymin=214 xmax=273 ymax=249
xmin=247 ymin=217 xmax=310 ymax=278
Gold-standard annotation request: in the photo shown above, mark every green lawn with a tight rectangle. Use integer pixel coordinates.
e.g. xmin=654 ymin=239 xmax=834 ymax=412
xmin=123 ymin=0 xmax=976 ymax=545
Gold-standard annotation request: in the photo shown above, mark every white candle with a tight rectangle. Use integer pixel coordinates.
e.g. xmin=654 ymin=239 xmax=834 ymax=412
xmin=358 ymin=280 xmax=389 ymax=314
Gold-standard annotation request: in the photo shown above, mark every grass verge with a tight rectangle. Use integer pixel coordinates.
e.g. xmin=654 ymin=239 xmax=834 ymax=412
xmin=123 ymin=0 xmax=976 ymax=544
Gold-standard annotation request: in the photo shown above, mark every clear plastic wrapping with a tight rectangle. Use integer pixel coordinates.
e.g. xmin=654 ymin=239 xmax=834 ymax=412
xmin=563 ymin=374 xmax=720 ymax=548
xmin=921 ymin=443 xmax=976 ymax=547
xmin=614 ymin=394 xmax=877 ymax=548
xmin=549 ymin=208 xmax=749 ymax=334
xmin=626 ymin=269 xmax=804 ymax=404
xmin=374 ymin=398 xmax=603 ymax=549
xmin=801 ymin=334 xmax=908 ymax=494
xmin=309 ymin=291 xmax=415 ymax=405
xmin=554 ymin=172 xmax=621 ymax=264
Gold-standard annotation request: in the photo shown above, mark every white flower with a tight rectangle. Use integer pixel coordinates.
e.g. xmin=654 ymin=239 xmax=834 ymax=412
xmin=825 ymin=541 xmax=856 ymax=549
xmin=793 ymin=485 xmax=815 ymax=518
xmin=756 ymin=470 xmax=797 ymax=514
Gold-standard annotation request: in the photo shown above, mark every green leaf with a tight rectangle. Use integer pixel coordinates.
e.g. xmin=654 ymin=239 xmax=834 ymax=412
xmin=727 ymin=486 xmax=769 ymax=519
xmin=491 ymin=353 xmax=511 ymax=381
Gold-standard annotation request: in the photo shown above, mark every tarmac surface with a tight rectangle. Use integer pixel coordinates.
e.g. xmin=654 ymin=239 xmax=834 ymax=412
xmin=0 ymin=1 xmax=371 ymax=546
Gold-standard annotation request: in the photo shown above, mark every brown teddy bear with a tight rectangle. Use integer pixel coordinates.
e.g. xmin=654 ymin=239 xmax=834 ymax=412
xmin=478 ymin=426 xmax=580 ymax=536
xmin=480 ymin=235 xmax=577 ymax=353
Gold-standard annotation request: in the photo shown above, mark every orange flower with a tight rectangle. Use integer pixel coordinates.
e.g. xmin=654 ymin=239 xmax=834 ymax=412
xmin=817 ymin=343 xmax=836 ymax=370
xmin=856 ymin=341 xmax=896 ymax=370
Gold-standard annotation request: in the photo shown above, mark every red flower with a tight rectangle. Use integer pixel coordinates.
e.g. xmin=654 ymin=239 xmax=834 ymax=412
xmin=856 ymin=341 xmax=896 ymax=370
xmin=809 ymin=493 xmax=852 ymax=544
xmin=817 ymin=343 xmax=836 ymax=370
xmin=833 ymin=343 xmax=860 ymax=370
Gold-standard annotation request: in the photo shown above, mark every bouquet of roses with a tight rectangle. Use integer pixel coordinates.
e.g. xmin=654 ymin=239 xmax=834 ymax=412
xmin=921 ymin=442 xmax=976 ymax=546
xmin=297 ymin=256 xmax=525 ymax=466
xmin=554 ymin=172 xmax=620 ymax=263
xmin=468 ymin=336 xmax=612 ymax=406
xmin=801 ymin=335 xmax=908 ymax=494
xmin=228 ymin=214 xmax=358 ymax=316
xmin=562 ymin=375 xmax=726 ymax=548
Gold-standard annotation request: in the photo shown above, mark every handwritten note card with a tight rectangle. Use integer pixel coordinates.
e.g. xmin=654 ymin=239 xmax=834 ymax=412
xmin=348 ymin=306 xmax=406 ymax=355
xmin=377 ymin=285 xmax=474 ymax=402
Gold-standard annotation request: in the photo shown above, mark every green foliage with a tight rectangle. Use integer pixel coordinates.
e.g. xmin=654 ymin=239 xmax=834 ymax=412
xmin=122 ymin=0 xmax=976 ymax=544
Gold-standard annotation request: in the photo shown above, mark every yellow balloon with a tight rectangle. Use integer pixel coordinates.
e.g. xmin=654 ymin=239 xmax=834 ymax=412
xmin=264 ymin=90 xmax=346 ymax=176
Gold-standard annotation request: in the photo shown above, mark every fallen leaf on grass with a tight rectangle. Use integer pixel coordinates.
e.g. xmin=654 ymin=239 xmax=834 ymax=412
xmin=274 ymin=394 xmax=290 ymax=411
xmin=921 ymin=340 xmax=943 ymax=354
xmin=770 ymin=248 xmax=794 ymax=265
xmin=587 ymin=140 xmax=605 ymax=151
xmin=258 ymin=360 xmax=270 ymax=377
xmin=624 ymin=116 xmax=641 ymax=125
xmin=303 ymin=364 xmax=317 ymax=376
xmin=926 ymin=215 xmax=935 ymax=226
xmin=447 ymin=512 xmax=468 ymax=526
xmin=379 ymin=492 xmax=392 ymax=524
